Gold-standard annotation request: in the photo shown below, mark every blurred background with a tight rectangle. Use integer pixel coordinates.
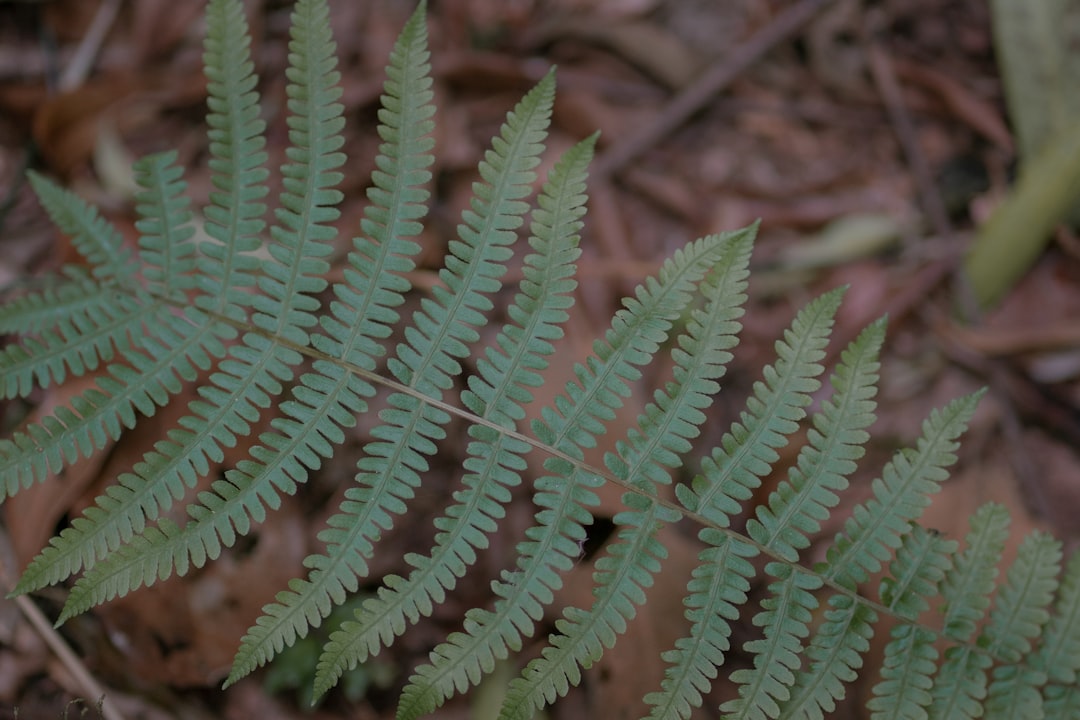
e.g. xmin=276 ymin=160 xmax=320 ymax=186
xmin=0 ymin=0 xmax=1078 ymax=717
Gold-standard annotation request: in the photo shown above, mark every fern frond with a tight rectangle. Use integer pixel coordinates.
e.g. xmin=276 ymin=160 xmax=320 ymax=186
xmin=868 ymin=624 xmax=939 ymax=720
xmin=984 ymin=531 xmax=1060 ymax=662
xmin=0 ymin=290 xmax=144 ymax=398
xmin=0 ymin=0 xmax=272 ymax=509
xmin=921 ymin=511 xmax=1050 ymax=720
xmin=133 ymin=151 xmax=198 ymax=299
xmin=7 ymin=0 xmax=1063 ymax=714
xmin=854 ymin=527 xmax=956 ymax=717
xmin=47 ymin=0 xmax=355 ymax=609
xmin=677 ymin=287 xmax=843 ymax=527
xmin=1037 ymin=551 xmax=1080 ymax=709
xmin=823 ymin=389 xmax=984 ymax=590
xmin=862 ymin=525 xmax=957 ymax=718
xmin=255 ymin=0 xmax=342 ymax=342
xmin=708 ymin=320 xmax=887 ymax=720
xmin=314 ymin=133 xmax=596 ymax=699
xmin=25 ymin=173 xmax=136 ymax=281
xmin=940 ymin=503 xmax=1010 ymax=642
xmin=1 ymin=175 xmax=147 ymax=396
xmin=777 ymin=594 xmax=876 ymax=719
xmin=982 ymin=531 xmax=1060 ymax=716
xmin=747 ymin=317 xmax=883 ymax=562
xmin=58 ymin=0 xmax=434 ymax=633
xmin=312 ymin=0 xmax=434 ymax=371
xmin=926 ymin=503 xmax=1009 ymax=719
xmin=984 ymin=664 xmax=1046 ymax=719
xmin=1043 ymin=684 xmax=1080 ymax=720
xmin=0 ymin=270 xmax=119 ymax=336
xmin=879 ymin=524 xmax=957 ymax=620
xmin=721 ymin=563 xmax=822 ymax=720
xmin=14 ymin=0 xmax=347 ymax=589
xmin=0 ymin=148 xmax=196 ymax=395
xmin=643 ymin=532 xmax=757 ymax=720
xmin=198 ymin=0 xmax=267 ymax=323
xmin=502 ymin=497 xmax=680 ymax=720
xmin=224 ymin=57 xmax=553 ymax=685
xmin=496 ymin=230 xmax=753 ymax=718
xmin=928 ymin=643 xmax=991 ymax=719
xmin=397 ymin=231 xmax=745 ymax=719
xmin=0 ymin=314 xmax=228 ymax=507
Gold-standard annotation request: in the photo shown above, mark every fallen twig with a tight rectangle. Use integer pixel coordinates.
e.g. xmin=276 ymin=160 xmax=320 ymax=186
xmin=593 ymin=0 xmax=834 ymax=179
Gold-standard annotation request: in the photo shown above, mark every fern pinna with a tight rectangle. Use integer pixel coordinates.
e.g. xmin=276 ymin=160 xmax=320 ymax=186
xmin=2 ymin=0 xmax=1079 ymax=717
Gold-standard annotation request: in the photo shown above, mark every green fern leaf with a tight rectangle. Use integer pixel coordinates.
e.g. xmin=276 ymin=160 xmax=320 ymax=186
xmin=0 ymin=0 xmax=283 ymax=515
xmin=879 ymin=524 xmax=957 ymax=620
xmin=9 ymin=1 xmax=1074 ymax=715
xmin=15 ymin=0 xmax=346 ymax=593
xmin=862 ymin=525 xmax=957 ymax=718
xmin=198 ymin=0 xmax=268 ymax=323
xmin=133 ymin=151 xmax=198 ymax=299
xmin=0 ymin=156 xmax=195 ymax=399
xmin=643 ymin=532 xmax=757 ymax=720
xmin=930 ymin=512 xmax=1053 ymax=720
xmin=777 ymin=594 xmax=876 ymax=719
xmin=59 ymin=0 xmax=435 ymax=627
xmin=677 ymin=286 xmax=843 ymax=527
xmin=940 ymin=503 xmax=1010 ymax=642
xmin=314 ymin=133 xmax=596 ymax=699
xmin=224 ymin=54 xmax=553 ymax=686
xmin=926 ymin=503 xmax=1010 ymax=719
xmin=0 ymin=310 xmax=228 ymax=506
xmin=928 ymin=643 xmax=992 ymax=720
xmin=496 ymin=230 xmax=753 ymax=719
xmin=862 ymin=526 xmax=956 ymax=718
xmin=982 ymin=531 xmax=1060 ymax=717
xmin=718 ymin=318 xmax=888 ymax=720
xmin=868 ymin=624 xmax=939 ymax=720
xmin=748 ymin=317 xmax=883 ymax=562
xmin=985 ymin=664 xmax=1047 ymax=720
xmin=501 ymin=496 xmax=681 ymax=720
xmin=984 ymin=531 xmax=1060 ymax=662
xmin=823 ymin=389 xmax=985 ymax=590
xmin=1043 ymin=683 xmax=1080 ymax=720
xmin=25 ymin=172 xmax=137 ymax=281
xmin=0 ymin=289 xmax=143 ymax=398
xmin=1037 ymin=552 xmax=1080 ymax=713
xmin=721 ymin=563 xmax=822 ymax=720
xmin=0 ymin=271 xmax=119 ymax=337
xmin=397 ymin=232 xmax=743 ymax=719
xmin=0 ymin=152 xmax=222 ymax=505
xmin=49 ymin=0 xmax=358 ymax=611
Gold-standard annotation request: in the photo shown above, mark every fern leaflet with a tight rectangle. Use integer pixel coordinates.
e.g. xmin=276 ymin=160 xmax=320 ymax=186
xmin=677 ymin=287 xmax=842 ymax=527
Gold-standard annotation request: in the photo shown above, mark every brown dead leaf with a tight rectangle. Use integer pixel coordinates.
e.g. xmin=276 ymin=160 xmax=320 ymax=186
xmin=31 ymin=79 xmax=139 ymax=179
xmin=95 ymin=499 xmax=308 ymax=687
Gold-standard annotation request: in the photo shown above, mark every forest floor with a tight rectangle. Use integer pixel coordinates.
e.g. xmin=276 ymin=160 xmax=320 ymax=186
xmin=1 ymin=0 xmax=1078 ymax=718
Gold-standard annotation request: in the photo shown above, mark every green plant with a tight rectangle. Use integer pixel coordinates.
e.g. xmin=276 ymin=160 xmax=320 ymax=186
xmin=965 ymin=0 xmax=1080 ymax=307
xmin=3 ymin=1 xmax=1079 ymax=718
